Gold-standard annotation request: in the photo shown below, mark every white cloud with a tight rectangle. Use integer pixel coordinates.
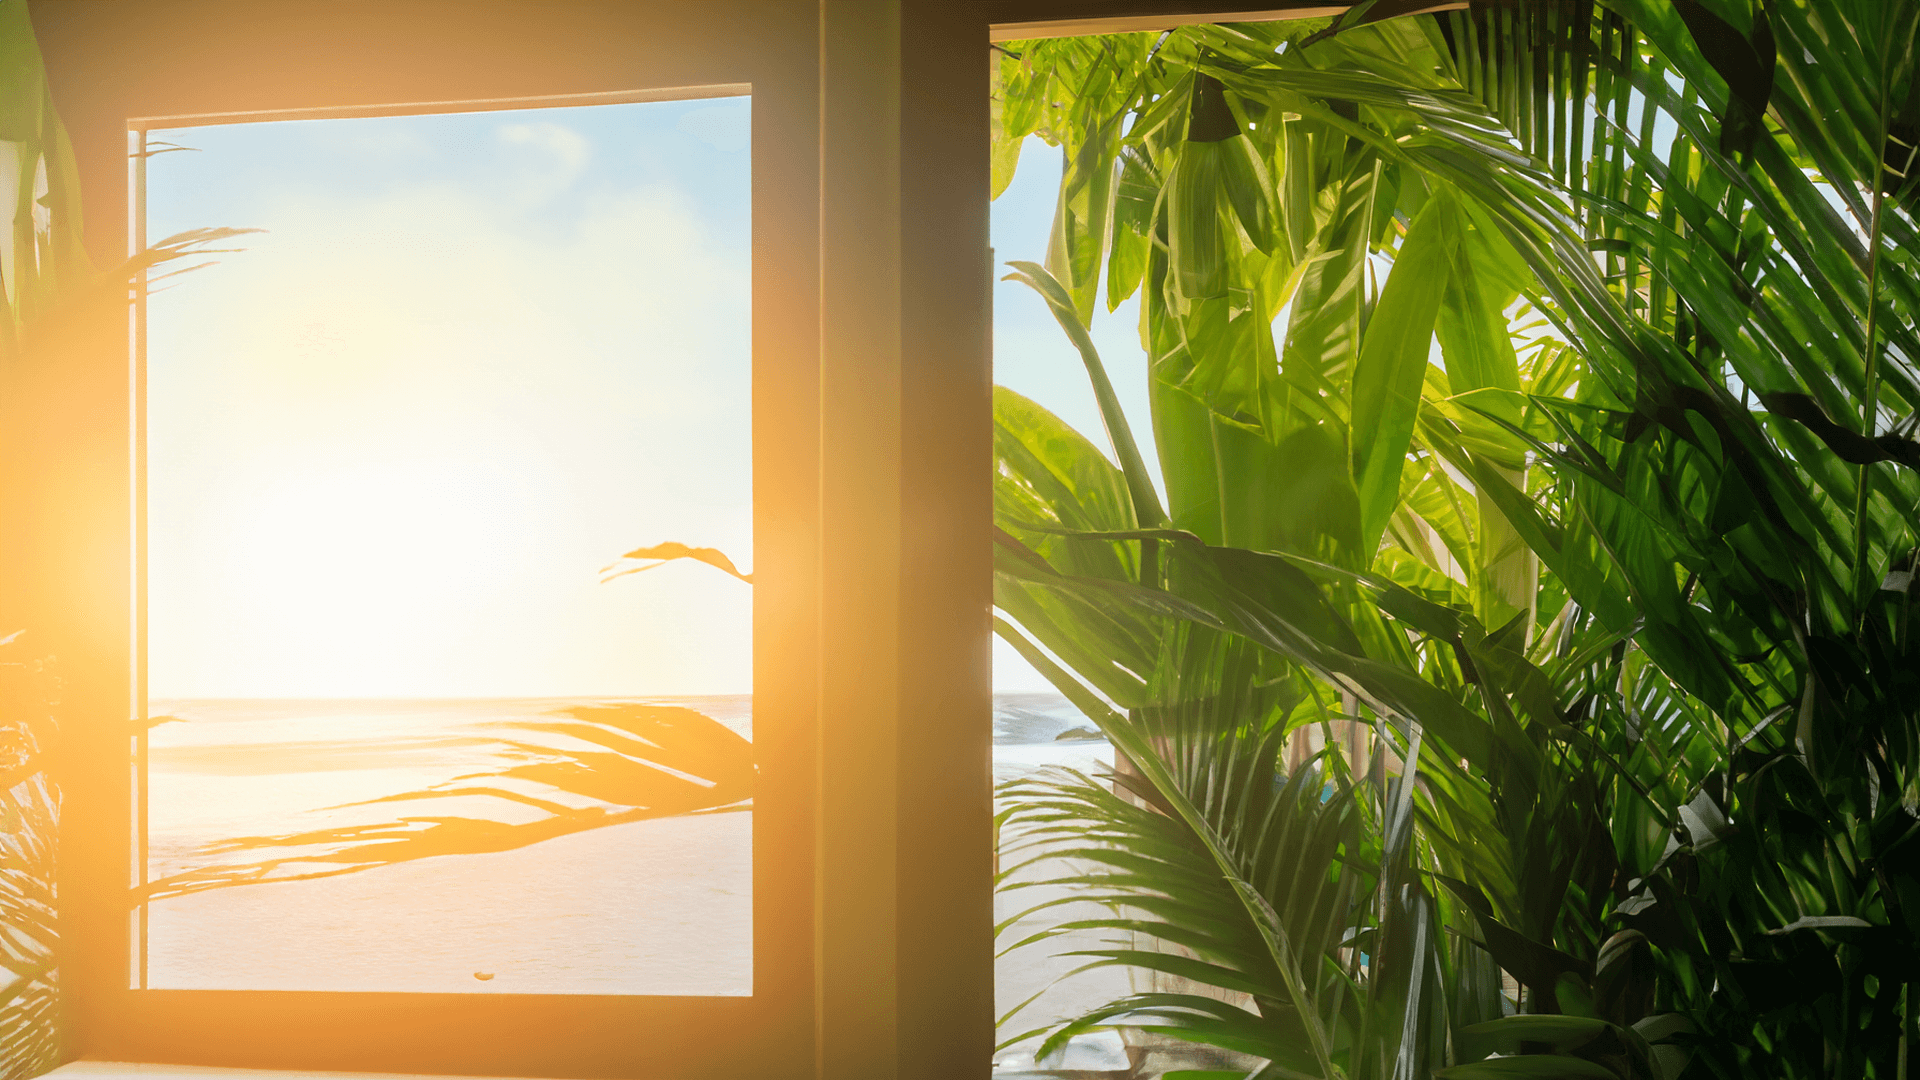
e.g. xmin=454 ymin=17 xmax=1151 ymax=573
xmin=675 ymin=104 xmax=749 ymax=153
xmin=496 ymin=121 xmax=592 ymax=203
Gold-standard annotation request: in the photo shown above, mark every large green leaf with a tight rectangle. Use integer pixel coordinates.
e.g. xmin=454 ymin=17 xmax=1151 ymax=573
xmin=1350 ymin=187 xmax=1460 ymax=559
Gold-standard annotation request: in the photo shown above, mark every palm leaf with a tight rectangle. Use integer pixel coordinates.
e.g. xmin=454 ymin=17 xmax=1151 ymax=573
xmin=145 ymin=704 xmax=752 ymax=899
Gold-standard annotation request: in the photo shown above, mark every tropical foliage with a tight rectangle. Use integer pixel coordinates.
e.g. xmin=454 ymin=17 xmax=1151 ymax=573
xmin=146 ymin=702 xmax=753 ymax=899
xmin=2 ymin=1 xmax=85 ymax=1073
xmin=7 ymin=92 xmax=258 ymax=1080
xmin=0 ymin=636 xmax=58 ymax=1080
xmin=992 ymin=1 xmax=1919 ymax=1077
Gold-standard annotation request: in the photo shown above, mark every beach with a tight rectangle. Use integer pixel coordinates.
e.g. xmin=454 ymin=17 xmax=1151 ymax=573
xmin=147 ymin=810 xmax=751 ymax=995
xmin=145 ymin=692 xmax=1125 ymax=1033
xmin=145 ymin=696 xmax=755 ymax=994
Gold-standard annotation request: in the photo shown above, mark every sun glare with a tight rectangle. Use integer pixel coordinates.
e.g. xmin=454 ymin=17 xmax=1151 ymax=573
xmin=145 ymin=99 xmax=752 ymax=700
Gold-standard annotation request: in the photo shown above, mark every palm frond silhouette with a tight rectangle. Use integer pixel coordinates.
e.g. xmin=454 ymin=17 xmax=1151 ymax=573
xmin=146 ymin=702 xmax=751 ymax=900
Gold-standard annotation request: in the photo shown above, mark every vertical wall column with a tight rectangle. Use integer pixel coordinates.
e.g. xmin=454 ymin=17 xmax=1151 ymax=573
xmin=817 ymin=3 xmax=997 ymax=1077
xmin=816 ymin=2 xmax=904 ymax=1079
xmin=897 ymin=1 xmax=995 ymax=1078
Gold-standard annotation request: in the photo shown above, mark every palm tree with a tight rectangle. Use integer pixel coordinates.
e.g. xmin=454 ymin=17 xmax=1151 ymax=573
xmin=993 ymin=1 xmax=1920 ymax=1074
xmin=0 ymin=636 xmax=60 ymax=1080
xmin=1438 ymin=1 xmax=1920 ymax=1073
xmin=992 ymin=15 xmax=1686 ymax=1078
xmin=3 ymin=3 xmax=103 ymax=1072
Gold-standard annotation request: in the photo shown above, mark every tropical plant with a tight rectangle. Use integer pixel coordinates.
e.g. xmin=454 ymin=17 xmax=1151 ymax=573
xmin=1426 ymin=1 xmax=1920 ymax=1073
xmin=145 ymin=701 xmax=754 ymax=899
xmin=991 ymin=15 xmax=1687 ymax=1079
xmin=0 ymin=3 xmax=300 ymax=1071
xmin=2 ymin=2 xmax=90 ymax=1073
xmin=0 ymin=635 xmax=59 ymax=1080
xmin=992 ymin=1 xmax=1920 ymax=1076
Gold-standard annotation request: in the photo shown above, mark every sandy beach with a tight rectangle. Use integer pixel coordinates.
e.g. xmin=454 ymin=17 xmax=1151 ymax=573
xmin=147 ymin=810 xmax=751 ymax=995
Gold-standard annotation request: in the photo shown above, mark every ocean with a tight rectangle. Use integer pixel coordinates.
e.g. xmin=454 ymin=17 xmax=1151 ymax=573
xmin=143 ymin=692 xmax=1111 ymax=998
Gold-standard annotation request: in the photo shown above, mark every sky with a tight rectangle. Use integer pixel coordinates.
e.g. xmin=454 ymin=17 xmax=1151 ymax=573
xmin=143 ymin=97 xmax=1135 ymax=699
xmin=987 ymin=139 xmax=1162 ymax=693
xmin=146 ymin=97 xmax=752 ymax=699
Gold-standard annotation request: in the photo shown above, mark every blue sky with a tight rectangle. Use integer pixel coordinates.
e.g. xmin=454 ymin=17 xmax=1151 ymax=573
xmin=144 ymin=95 xmax=1130 ymax=698
xmin=989 ymin=138 xmax=1160 ymax=693
xmin=145 ymin=97 xmax=752 ymax=699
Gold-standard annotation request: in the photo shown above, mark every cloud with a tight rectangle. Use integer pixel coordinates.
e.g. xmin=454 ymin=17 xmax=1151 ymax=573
xmin=675 ymin=104 xmax=750 ymax=153
xmin=496 ymin=121 xmax=592 ymax=202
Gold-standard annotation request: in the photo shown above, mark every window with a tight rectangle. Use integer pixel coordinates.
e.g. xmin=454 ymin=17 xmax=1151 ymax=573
xmin=136 ymin=95 xmax=753 ymax=998
xmin=112 ymin=92 xmax=778 ymax=1077
xmin=33 ymin=5 xmax=829 ymax=1075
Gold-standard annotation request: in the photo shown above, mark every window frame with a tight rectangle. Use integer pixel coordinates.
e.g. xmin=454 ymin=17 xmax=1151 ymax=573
xmin=127 ymin=80 xmax=762 ymax=994
xmin=35 ymin=5 xmax=820 ymax=1076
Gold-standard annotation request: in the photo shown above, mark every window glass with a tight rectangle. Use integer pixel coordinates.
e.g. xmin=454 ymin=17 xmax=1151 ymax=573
xmin=140 ymin=96 xmax=752 ymax=995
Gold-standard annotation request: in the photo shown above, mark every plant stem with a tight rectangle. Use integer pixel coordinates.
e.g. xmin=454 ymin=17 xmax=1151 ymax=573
xmin=1900 ymin=979 xmax=1910 ymax=1080
xmin=1852 ymin=101 xmax=1891 ymax=607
